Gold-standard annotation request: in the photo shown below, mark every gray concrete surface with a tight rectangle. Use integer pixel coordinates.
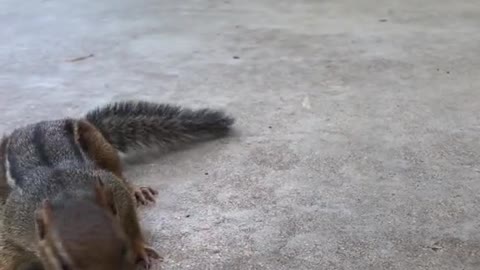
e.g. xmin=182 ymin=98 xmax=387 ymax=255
xmin=1 ymin=0 xmax=480 ymax=269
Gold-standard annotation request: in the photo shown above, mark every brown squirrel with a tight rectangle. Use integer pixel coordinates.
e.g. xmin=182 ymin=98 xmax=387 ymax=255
xmin=0 ymin=101 xmax=234 ymax=270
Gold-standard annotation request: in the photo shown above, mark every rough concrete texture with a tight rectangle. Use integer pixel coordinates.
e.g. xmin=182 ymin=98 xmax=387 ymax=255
xmin=1 ymin=0 xmax=480 ymax=269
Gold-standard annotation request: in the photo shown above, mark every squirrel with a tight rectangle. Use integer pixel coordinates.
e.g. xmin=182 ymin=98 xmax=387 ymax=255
xmin=0 ymin=101 xmax=234 ymax=270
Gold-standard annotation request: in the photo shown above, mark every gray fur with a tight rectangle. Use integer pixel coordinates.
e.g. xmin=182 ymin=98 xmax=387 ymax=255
xmin=85 ymin=101 xmax=235 ymax=153
xmin=5 ymin=120 xmax=92 ymax=190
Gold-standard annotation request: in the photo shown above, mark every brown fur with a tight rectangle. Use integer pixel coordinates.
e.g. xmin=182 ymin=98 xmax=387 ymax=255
xmin=70 ymin=121 xmax=158 ymax=268
xmin=77 ymin=120 xmax=124 ymax=179
xmin=77 ymin=120 xmax=156 ymax=206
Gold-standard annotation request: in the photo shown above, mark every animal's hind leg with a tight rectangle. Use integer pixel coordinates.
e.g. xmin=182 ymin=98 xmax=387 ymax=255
xmin=77 ymin=120 xmax=158 ymax=206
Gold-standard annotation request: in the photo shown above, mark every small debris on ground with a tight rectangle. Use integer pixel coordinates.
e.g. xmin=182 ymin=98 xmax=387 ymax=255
xmin=233 ymin=56 xmax=240 ymax=59
xmin=67 ymin=53 xmax=94 ymax=62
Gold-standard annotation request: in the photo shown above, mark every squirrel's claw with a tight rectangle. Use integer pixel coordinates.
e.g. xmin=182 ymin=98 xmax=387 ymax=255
xmin=137 ymin=245 xmax=163 ymax=269
xmin=133 ymin=187 xmax=158 ymax=206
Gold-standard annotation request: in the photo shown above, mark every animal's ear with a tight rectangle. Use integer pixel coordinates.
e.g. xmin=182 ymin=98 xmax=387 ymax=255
xmin=34 ymin=199 xmax=54 ymax=240
xmin=94 ymin=178 xmax=118 ymax=216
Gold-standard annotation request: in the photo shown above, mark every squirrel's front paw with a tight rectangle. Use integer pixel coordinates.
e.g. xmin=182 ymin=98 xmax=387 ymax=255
xmin=133 ymin=187 xmax=158 ymax=206
xmin=136 ymin=245 xmax=163 ymax=269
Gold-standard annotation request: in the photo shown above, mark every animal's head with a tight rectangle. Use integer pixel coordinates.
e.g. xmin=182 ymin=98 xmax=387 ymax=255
xmin=34 ymin=179 xmax=136 ymax=270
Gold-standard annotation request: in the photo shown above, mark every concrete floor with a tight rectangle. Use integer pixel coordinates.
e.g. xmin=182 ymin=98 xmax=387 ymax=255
xmin=1 ymin=0 xmax=480 ymax=269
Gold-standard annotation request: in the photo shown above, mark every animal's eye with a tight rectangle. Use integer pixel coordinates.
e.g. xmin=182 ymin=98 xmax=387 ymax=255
xmin=60 ymin=260 xmax=70 ymax=270
xmin=19 ymin=260 xmax=44 ymax=270
xmin=121 ymin=245 xmax=128 ymax=258
xmin=57 ymin=255 xmax=71 ymax=270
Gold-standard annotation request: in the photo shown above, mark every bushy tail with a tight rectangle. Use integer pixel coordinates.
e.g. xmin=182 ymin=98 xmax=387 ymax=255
xmin=84 ymin=101 xmax=234 ymax=153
